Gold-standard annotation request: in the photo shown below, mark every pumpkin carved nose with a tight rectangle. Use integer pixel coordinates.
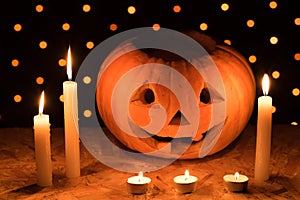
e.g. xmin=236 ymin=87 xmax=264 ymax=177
xmin=169 ymin=110 xmax=189 ymax=126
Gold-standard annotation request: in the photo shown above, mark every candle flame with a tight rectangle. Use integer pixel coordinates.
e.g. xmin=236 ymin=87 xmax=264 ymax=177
xmin=67 ymin=45 xmax=72 ymax=80
xmin=234 ymin=172 xmax=239 ymax=180
xmin=184 ymin=169 xmax=189 ymax=181
xmin=138 ymin=171 xmax=143 ymax=182
xmin=39 ymin=91 xmax=45 ymax=115
xmin=262 ymin=74 xmax=270 ymax=96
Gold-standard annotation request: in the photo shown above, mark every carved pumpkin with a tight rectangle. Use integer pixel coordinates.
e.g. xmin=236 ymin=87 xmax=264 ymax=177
xmin=96 ymin=30 xmax=255 ymax=159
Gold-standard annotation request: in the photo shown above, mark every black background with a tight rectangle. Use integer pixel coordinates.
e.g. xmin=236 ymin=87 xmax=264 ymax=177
xmin=0 ymin=0 xmax=299 ymax=127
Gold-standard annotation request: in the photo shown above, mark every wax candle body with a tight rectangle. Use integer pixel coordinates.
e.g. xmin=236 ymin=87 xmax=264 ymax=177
xmin=63 ymin=80 xmax=80 ymax=178
xmin=33 ymin=114 xmax=52 ymax=186
xmin=255 ymin=95 xmax=272 ymax=181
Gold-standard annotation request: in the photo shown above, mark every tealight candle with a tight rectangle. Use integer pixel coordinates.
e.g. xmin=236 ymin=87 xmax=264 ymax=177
xmin=127 ymin=171 xmax=151 ymax=194
xmin=223 ymin=172 xmax=248 ymax=192
xmin=173 ymin=169 xmax=198 ymax=194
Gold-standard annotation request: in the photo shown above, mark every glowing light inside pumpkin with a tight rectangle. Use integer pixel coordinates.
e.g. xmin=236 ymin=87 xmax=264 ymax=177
xmin=272 ymin=71 xmax=280 ymax=79
xmin=39 ymin=91 xmax=45 ymax=115
xmin=14 ymin=24 xmax=22 ymax=32
xmin=138 ymin=171 xmax=143 ymax=182
xmin=184 ymin=169 xmax=189 ymax=181
xmin=262 ymin=74 xmax=270 ymax=96
xmin=234 ymin=172 xmax=239 ymax=180
xmin=67 ymin=46 xmax=72 ymax=80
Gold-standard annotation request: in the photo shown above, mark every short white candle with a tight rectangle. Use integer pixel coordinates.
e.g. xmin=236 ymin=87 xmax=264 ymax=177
xmin=127 ymin=171 xmax=151 ymax=194
xmin=255 ymin=74 xmax=272 ymax=181
xmin=33 ymin=91 xmax=52 ymax=186
xmin=63 ymin=46 xmax=80 ymax=178
xmin=173 ymin=169 xmax=198 ymax=193
xmin=223 ymin=172 xmax=248 ymax=192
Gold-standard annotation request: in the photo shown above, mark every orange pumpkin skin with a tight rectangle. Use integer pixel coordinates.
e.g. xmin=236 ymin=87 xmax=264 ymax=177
xmin=96 ymin=31 xmax=256 ymax=159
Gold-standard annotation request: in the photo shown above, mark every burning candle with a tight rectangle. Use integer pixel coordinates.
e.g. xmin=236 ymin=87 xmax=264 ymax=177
xmin=173 ymin=169 xmax=198 ymax=193
xmin=33 ymin=91 xmax=52 ymax=186
xmin=255 ymin=74 xmax=272 ymax=181
xmin=63 ymin=46 xmax=80 ymax=178
xmin=127 ymin=171 xmax=151 ymax=194
xmin=223 ymin=172 xmax=248 ymax=192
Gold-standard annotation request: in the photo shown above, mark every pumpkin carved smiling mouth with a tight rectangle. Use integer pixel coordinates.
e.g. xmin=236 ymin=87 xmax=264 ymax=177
xmin=143 ymin=121 xmax=224 ymax=157
xmin=150 ymin=131 xmax=207 ymax=143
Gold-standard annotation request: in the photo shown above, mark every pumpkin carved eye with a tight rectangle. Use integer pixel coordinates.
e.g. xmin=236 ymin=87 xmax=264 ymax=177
xmin=143 ymin=88 xmax=155 ymax=104
xmin=200 ymin=88 xmax=210 ymax=104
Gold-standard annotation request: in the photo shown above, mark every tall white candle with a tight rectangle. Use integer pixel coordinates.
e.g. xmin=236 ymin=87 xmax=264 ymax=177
xmin=33 ymin=91 xmax=52 ymax=186
xmin=255 ymin=74 xmax=272 ymax=181
xmin=63 ymin=46 xmax=80 ymax=178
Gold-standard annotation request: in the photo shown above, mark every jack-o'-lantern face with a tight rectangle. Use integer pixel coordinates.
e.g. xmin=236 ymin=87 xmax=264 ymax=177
xmin=96 ymin=30 xmax=255 ymax=159
xmin=128 ymin=64 xmax=223 ymax=142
